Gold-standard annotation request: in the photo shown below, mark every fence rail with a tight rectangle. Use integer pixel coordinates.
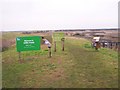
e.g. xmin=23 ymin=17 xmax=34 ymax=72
xmin=99 ymin=42 xmax=120 ymax=51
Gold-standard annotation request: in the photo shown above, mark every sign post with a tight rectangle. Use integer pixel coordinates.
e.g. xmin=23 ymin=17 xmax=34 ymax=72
xmin=61 ymin=38 xmax=65 ymax=51
xmin=54 ymin=41 xmax=56 ymax=52
xmin=52 ymin=32 xmax=65 ymax=52
xmin=18 ymin=52 xmax=21 ymax=62
xmin=16 ymin=36 xmax=41 ymax=62
xmin=49 ymin=47 xmax=51 ymax=58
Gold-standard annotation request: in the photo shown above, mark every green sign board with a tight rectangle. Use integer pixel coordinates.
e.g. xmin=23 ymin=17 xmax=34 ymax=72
xmin=16 ymin=36 xmax=41 ymax=52
xmin=52 ymin=32 xmax=65 ymax=41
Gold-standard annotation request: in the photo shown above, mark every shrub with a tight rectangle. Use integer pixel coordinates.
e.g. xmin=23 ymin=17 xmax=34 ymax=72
xmin=84 ymin=43 xmax=91 ymax=48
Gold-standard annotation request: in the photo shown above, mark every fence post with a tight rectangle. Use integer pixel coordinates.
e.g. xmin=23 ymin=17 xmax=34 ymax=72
xmin=103 ymin=42 xmax=105 ymax=48
xmin=18 ymin=52 xmax=21 ymax=63
xmin=54 ymin=41 xmax=56 ymax=52
xmin=110 ymin=42 xmax=112 ymax=49
xmin=61 ymin=38 xmax=65 ymax=51
xmin=48 ymin=47 xmax=51 ymax=58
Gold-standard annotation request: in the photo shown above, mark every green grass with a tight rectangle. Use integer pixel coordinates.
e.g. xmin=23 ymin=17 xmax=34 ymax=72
xmin=2 ymin=32 xmax=21 ymax=40
xmin=2 ymin=34 xmax=118 ymax=88
xmin=64 ymin=37 xmax=118 ymax=88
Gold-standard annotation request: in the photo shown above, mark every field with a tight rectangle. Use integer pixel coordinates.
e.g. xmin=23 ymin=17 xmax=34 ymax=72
xmin=2 ymin=31 xmax=118 ymax=88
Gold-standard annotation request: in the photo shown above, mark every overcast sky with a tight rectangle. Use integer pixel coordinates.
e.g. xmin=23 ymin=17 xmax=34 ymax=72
xmin=0 ymin=0 xmax=119 ymax=31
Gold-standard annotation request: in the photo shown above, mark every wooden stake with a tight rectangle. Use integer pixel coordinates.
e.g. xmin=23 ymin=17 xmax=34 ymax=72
xmin=48 ymin=47 xmax=51 ymax=58
xmin=18 ymin=52 xmax=21 ymax=62
xmin=54 ymin=41 xmax=56 ymax=52
xmin=62 ymin=40 xmax=64 ymax=51
xmin=61 ymin=38 xmax=65 ymax=51
xmin=110 ymin=42 xmax=112 ymax=49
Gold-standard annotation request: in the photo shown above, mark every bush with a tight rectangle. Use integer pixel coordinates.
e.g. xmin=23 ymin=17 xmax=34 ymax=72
xmin=84 ymin=43 xmax=91 ymax=48
xmin=2 ymin=46 xmax=9 ymax=52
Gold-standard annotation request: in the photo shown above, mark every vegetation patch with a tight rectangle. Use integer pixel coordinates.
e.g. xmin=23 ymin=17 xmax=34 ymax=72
xmin=2 ymin=33 xmax=118 ymax=88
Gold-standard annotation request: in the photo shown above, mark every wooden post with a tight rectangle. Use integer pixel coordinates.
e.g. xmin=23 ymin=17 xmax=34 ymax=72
xmin=61 ymin=38 xmax=65 ymax=51
xmin=48 ymin=47 xmax=51 ymax=58
xmin=54 ymin=41 xmax=56 ymax=52
xmin=18 ymin=52 xmax=21 ymax=62
xmin=110 ymin=42 xmax=112 ymax=49
xmin=62 ymin=40 xmax=64 ymax=51
xmin=103 ymin=42 xmax=105 ymax=48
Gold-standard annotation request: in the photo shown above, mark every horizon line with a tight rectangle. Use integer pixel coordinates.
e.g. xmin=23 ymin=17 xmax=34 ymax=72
xmin=1 ymin=27 xmax=118 ymax=32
